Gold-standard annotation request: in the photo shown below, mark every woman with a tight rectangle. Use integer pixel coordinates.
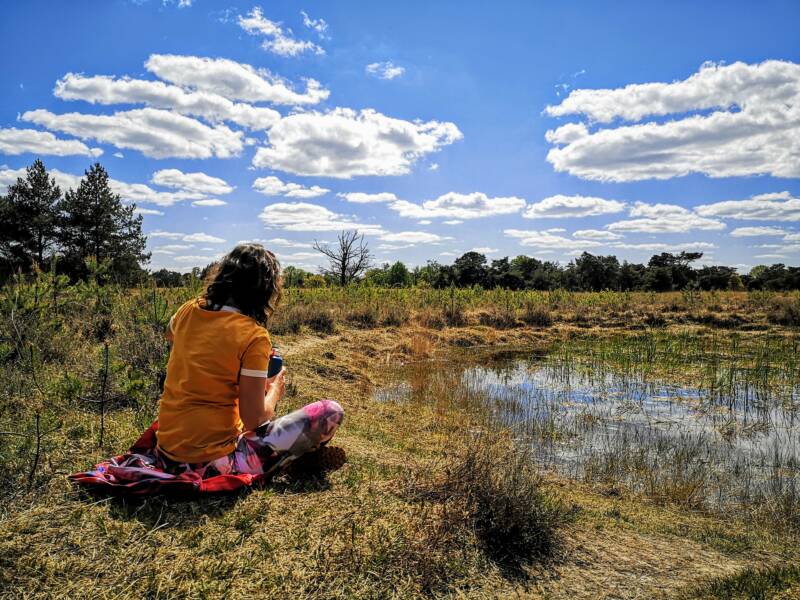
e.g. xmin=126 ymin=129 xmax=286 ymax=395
xmin=156 ymin=243 xmax=344 ymax=478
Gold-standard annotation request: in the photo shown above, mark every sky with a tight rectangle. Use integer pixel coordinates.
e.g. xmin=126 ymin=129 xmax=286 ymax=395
xmin=1 ymin=0 xmax=799 ymax=273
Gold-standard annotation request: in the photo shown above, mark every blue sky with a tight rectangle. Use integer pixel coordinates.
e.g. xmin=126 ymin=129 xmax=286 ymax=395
xmin=1 ymin=0 xmax=799 ymax=272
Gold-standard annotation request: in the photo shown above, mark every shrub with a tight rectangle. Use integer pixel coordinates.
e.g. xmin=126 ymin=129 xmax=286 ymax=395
xmin=345 ymin=305 xmax=378 ymax=328
xmin=767 ymin=296 xmax=800 ymax=326
xmin=521 ymin=304 xmax=553 ymax=327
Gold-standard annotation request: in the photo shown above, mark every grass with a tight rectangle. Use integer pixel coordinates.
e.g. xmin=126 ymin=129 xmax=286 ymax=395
xmin=2 ymin=277 xmax=800 ymax=597
xmin=682 ymin=564 xmax=800 ymax=599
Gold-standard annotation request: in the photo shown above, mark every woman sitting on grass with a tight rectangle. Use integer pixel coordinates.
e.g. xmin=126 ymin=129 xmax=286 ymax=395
xmin=155 ymin=243 xmax=344 ymax=478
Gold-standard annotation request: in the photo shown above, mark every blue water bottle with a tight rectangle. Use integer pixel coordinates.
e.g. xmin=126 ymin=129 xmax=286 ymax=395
xmin=267 ymin=348 xmax=283 ymax=378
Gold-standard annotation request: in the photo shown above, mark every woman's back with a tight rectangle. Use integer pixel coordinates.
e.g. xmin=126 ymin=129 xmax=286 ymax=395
xmin=157 ymin=298 xmax=271 ymax=463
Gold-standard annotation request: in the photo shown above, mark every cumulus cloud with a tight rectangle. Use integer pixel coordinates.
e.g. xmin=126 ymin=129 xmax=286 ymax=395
xmin=544 ymin=60 xmax=800 ymax=181
xmin=607 ymin=202 xmax=725 ymax=233
xmin=252 ymin=108 xmax=462 ymax=177
xmin=149 ymin=231 xmax=226 ymax=243
xmin=238 ymin=7 xmax=324 ymax=57
xmin=0 ymin=127 xmax=102 ymax=157
xmin=151 ymin=168 xmax=233 ymax=195
xmin=390 ymin=191 xmax=525 ymax=220
xmin=523 ymin=194 xmax=625 ymax=219
xmin=145 ymin=54 xmax=329 ymax=105
xmin=612 ymin=242 xmax=716 ymax=252
xmin=261 ymin=237 xmax=312 ymax=248
xmin=252 ymin=175 xmax=329 ymax=198
xmin=470 ymin=247 xmax=498 ymax=254
xmin=54 ymin=73 xmax=281 ymax=130
xmin=695 ymin=192 xmax=800 ymax=222
xmin=134 ymin=207 xmax=164 ymax=216
xmin=379 ymin=231 xmax=451 ymax=244
xmin=22 ymin=108 xmax=243 ymax=159
xmin=504 ymin=229 xmax=604 ymax=250
xmin=191 ymin=199 xmax=227 ymax=207
xmin=258 ymin=202 xmax=384 ymax=234
xmin=730 ymin=226 xmax=789 ymax=237
xmin=366 ymin=61 xmax=405 ymax=80
xmin=337 ymin=192 xmax=399 ymax=204
xmin=572 ymin=229 xmax=623 ymax=240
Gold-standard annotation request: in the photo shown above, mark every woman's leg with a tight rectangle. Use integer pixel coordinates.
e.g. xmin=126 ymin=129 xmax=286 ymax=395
xmin=231 ymin=399 xmax=344 ymax=475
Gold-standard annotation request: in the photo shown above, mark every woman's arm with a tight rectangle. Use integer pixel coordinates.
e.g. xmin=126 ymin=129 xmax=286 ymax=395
xmin=239 ymin=368 xmax=286 ymax=430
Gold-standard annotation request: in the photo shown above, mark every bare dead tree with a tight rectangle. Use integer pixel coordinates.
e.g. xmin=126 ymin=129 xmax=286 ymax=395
xmin=313 ymin=230 xmax=372 ymax=286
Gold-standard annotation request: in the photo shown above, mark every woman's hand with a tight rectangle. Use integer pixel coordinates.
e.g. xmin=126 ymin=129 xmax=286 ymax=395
xmin=265 ymin=367 xmax=286 ymax=407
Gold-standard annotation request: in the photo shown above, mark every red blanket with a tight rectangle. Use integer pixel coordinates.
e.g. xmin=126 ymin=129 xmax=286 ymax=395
xmin=69 ymin=422 xmax=266 ymax=495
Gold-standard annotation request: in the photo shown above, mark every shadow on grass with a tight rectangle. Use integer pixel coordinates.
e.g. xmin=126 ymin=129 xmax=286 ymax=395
xmin=93 ymin=469 xmax=334 ymax=529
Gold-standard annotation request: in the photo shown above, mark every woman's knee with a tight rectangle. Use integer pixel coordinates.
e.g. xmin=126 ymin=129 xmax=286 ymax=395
xmin=303 ymin=399 xmax=344 ymax=441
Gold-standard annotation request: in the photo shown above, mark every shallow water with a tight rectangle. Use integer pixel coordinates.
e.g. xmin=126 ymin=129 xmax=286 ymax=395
xmin=377 ymin=337 xmax=800 ymax=512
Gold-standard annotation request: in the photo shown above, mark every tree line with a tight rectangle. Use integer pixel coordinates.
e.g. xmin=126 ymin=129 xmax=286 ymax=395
xmin=0 ymin=160 xmax=148 ymax=283
xmin=4 ymin=160 xmax=800 ymax=292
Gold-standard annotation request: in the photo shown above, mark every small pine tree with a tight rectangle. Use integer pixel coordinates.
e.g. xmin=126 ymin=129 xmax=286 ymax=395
xmin=0 ymin=159 xmax=62 ymax=273
xmin=58 ymin=163 xmax=150 ymax=282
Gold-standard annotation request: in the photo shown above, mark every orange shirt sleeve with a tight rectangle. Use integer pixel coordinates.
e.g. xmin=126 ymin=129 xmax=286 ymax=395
xmin=240 ymin=330 xmax=271 ymax=378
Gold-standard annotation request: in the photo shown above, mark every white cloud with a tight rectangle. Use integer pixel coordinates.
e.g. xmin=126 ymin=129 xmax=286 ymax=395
xmin=366 ymin=61 xmax=405 ymax=80
xmin=607 ymin=202 xmax=726 ymax=233
xmin=0 ymin=127 xmax=102 ymax=157
xmin=300 ymin=10 xmax=328 ymax=37
xmin=173 ymin=255 xmax=220 ymax=263
xmin=182 ymin=233 xmax=226 ymax=243
xmin=150 ymin=231 xmax=226 ymax=243
xmin=523 ymin=194 xmax=625 ymax=219
xmin=238 ymin=7 xmax=324 ymax=57
xmin=470 ymin=247 xmax=498 ymax=254
xmin=730 ymin=226 xmax=789 ymax=237
xmin=390 ymin=191 xmax=525 ymax=220
xmin=545 ymin=60 xmax=800 ymax=181
xmin=22 ymin=108 xmax=243 ymax=159
xmin=572 ymin=229 xmax=623 ymax=240
xmin=443 ymin=219 xmax=463 ymax=225
xmin=755 ymin=254 xmax=790 ymax=260
xmin=252 ymin=108 xmax=462 ymax=177
xmin=612 ymin=242 xmax=716 ymax=252
xmin=261 ymin=237 xmax=312 ymax=248
xmin=191 ymin=199 xmax=227 ymax=207
xmin=151 ymin=168 xmax=233 ymax=195
xmin=253 ymin=175 xmax=329 ymax=198
xmin=337 ymin=191 xmax=399 ymax=204
xmin=258 ymin=201 xmax=384 ymax=234
xmin=158 ymin=244 xmax=195 ymax=251
xmin=144 ymin=54 xmax=328 ymax=105
xmin=113 ymin=152 xmax=124 ymax=158
xmin=429 ymin=163 xmax=439 ymax=171
xmin=505 ymin=229 xmax=604 ymax=250
xmin=379 ymin=231 xmax=451 ymax=244
xmin=134 ymin=207 xmax=164 ymax=216
xmin=54 ymin=73 xmax=282 ymax=130
xmin=695 ymin=192 xmax=800 ymax=222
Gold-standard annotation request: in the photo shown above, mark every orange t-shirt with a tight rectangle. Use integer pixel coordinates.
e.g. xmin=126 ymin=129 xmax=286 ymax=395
xmin=156 ymin=298 xmax=271 ymax=463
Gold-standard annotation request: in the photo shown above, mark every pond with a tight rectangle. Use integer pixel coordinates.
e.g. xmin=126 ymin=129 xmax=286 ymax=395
xmin=378 ymin=333 xmax=800 ymax=516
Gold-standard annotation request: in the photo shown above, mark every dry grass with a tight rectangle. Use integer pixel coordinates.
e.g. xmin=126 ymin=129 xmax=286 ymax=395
xmin=2 ymin=284 xmax=800 ymax=598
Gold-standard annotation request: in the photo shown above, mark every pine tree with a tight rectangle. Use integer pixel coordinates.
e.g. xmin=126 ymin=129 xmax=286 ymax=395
xmin=59 ymin=163 xmax=150 ymax=282
xmin=0 ymin=159 xmax=62 ymax=272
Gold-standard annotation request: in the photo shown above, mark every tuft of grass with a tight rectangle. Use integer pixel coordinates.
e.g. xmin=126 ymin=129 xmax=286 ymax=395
xmin=407 ymin=437 xmax=567 ymax=572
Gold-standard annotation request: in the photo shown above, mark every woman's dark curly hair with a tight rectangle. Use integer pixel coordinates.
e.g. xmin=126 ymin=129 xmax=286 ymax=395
xmin=203 ymin=244 xmax=282 ymax=326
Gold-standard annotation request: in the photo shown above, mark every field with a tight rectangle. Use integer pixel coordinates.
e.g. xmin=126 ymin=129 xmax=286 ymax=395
xmin=2 ymin=273 xmax=800 ymax=598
